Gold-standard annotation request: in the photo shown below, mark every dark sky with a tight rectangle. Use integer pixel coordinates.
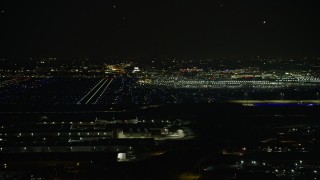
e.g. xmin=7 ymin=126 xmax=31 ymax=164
xmin=1 ymin=0 xmax=320 ymax=59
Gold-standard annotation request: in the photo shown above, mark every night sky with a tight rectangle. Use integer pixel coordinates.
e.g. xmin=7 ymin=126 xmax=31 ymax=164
xmin=1 ymin=0 xmax=320 ymax=59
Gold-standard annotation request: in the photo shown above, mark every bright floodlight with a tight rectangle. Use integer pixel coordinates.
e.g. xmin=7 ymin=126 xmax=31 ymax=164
xmin=117 ymin=153 xmax=126 ymax=160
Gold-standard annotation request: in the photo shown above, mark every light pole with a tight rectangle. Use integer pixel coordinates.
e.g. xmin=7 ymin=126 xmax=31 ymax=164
xmin=280 ymin=92 xmax=284 ymax=102
xmin=244 ymin=91 xmax=248 ymax=105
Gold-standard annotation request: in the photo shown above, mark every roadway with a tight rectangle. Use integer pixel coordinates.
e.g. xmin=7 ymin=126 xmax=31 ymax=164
xmin=230 ymin=99 xmax=320 ymax=106
xmin=77 ymin=78 xmax=113 ymax=104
